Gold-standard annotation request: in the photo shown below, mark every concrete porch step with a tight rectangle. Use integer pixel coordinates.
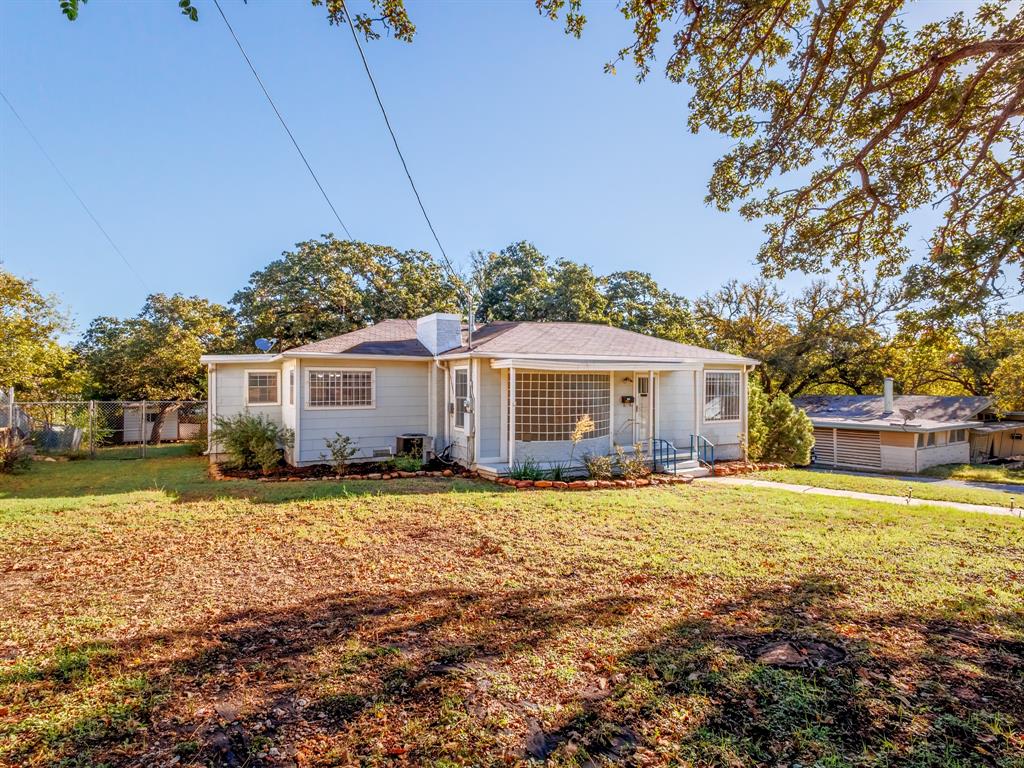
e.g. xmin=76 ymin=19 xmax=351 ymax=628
xmin=660 ymin=458 xmax=711 ymax=478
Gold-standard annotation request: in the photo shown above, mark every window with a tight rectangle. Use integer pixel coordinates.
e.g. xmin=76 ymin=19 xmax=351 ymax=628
xmin=308 ymin=369 xmax=374 ymax=408
xmin=515 ymin=372 xmax=610 ymax=442
xmin=950 ymin=429 xmax=966 ymax=443
xmin=289 ymin=370 xmax=295 ymax=405
xmin=637 ymin=376 xmax=649 ymax=397
xmin=704 ymin=371 xmax=741 ymax=422
xmin=246 ymin=371 xmax=279 ymax=405
xmin=454 ymin=368 xmax=468 ymax=429
xmin=917 ymin=432 xmax=937 ymax=448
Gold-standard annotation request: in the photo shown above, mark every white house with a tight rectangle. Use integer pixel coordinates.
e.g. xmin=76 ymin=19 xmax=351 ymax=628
xmin=794 ymin=378 xmax=1024 ymax=473
xmin=200 ymin=313 xmax=758 ymax=476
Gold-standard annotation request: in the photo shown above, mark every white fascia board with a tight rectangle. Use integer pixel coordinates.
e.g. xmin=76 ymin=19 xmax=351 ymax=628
xmin=808 ymin=418 xmax=984 ymax=433
xmin=439 ymin=350 xmax=755 ymax=366
xmin=199 ymin=354 xmax=282 ymax=364
xmin=280 ymin=351 xmax=431 ymax=362
xmin=487 ymin=358 xmax=702 ymax=371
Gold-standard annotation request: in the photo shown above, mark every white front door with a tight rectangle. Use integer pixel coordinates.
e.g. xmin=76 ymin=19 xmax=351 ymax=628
xmin=634 ymin=372 xmax=655 ymax=445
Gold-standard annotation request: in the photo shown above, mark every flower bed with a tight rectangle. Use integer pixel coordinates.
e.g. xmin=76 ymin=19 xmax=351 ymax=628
xmin=712 ymin=460 xmax=789 ymax=476
xmin=209 ymin=462 xmax=476 ymax=482
xmin=493 ymin=474 xmax=693 ymax=491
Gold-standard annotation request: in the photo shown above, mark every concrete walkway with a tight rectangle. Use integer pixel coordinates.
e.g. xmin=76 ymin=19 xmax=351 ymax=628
xmin=695 ymin=476 xmax=1023 ymax=518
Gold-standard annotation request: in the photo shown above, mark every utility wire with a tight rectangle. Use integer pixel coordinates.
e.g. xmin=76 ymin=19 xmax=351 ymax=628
xmin=1 ymin=89 xmax=149 ymax=290
xmin=339 ymin=2 xmax=464 ymax=294
xmin=213 ymin=0 xmax=353 ymax=240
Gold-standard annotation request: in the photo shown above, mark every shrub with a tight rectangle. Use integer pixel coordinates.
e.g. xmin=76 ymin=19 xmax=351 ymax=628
xmin=392 ymin=453 xmax=421 ymax=472
xmin=210 ymin=413 xmax=293 ymax=474
xmin=323 ymin=433 xmax=359 ymax=474
xmin=509 ymin=457 xmax=544 ymax=480
xmin=0 ymin=433 xmax=32 ymax=474
xmin=615 ymin=443 xmax=650 ymax=479
xmin=582 ymin=452 xmax=613 ymax=480
xmin=746 ymin=379 xmax=814 ymax=465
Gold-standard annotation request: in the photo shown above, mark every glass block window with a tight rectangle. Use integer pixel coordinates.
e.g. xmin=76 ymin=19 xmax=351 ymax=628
xmin=454 ymin=368 xmax=468 ymax=429
xmin=308 ymin=370 xmax=374 ymax=408
xmin=515 ymin=372 xmax=610 ymax=442
xmin=704 ymin=371 xmax=741 ymax=422
xmin=246 ymin=371 xmax=278 ymax=404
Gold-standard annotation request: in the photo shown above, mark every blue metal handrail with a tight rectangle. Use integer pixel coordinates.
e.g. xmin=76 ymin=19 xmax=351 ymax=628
xmin=650 ymin=438 xmax=693 ymax=473
xmin=690 ymin=434 xmax=715 ymax=474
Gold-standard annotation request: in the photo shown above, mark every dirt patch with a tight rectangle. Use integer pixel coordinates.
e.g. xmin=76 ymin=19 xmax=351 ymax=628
xmin=723 ymin=632 xmax=848 ymax=669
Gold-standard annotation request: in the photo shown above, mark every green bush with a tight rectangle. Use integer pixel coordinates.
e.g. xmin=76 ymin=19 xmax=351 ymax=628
xmin=392 ymin=453 xmax=421 ymax=472
xmin=582 ymin=452 xmax=613 ymax=480
xmin=323 ymin=433 xmax=359 ymax=474
xmin=746 ymin=379 xmax=814 ymax=465
xmin=546 ymin=461 xmax=571 ymax=481
xmin=0 ymin=434 xmax=32 ymax=474
xmin=210 ymin=413 xmax=293 ymax=474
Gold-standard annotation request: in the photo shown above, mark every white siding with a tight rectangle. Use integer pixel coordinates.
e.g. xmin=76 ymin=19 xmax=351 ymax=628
xmin=514 ymin=435 xmax=609 ymax=465
xmin=478 ymin=364 xmax=502 ymax=458
xmin=699 ymin=365 xmax=746 ymax=460
xmin=297 ymin=360 xmax=430 ymax=464
xmin=916 ymin=441 xmax=970 ymax=471
xmin=880 ymin=445 xmax=917 ymax=473
xmin=612 ymin=374 xmax=634 ymax=446
xmin=210 ymin=363 xmax=284 ymax=459
xmin=657 ymin=371 xmax=697 ymax=449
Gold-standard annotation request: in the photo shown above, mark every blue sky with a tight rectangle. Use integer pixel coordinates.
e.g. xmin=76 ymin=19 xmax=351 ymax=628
xmin=0 ymin=1 xmax=1003 ymax=335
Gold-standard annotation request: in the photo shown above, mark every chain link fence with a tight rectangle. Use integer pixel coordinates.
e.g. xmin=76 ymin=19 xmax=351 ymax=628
xmin=1 ymin=389 xmax=206 ymax=459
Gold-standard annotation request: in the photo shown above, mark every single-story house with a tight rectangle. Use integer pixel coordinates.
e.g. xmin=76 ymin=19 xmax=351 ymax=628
xmin=794 ymin=379 xmax=1024 ymax=473
xmin=199 ymin=313 xmax=759 ymax=476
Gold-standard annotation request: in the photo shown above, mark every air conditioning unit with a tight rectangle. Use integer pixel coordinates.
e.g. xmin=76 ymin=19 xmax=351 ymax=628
xmin=396 ymin=433 xmax=433 ymax=460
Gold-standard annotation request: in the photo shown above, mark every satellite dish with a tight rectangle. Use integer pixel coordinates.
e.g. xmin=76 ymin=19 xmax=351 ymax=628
xmin=254 ymin=338 xmax=276 ymax=352
xmin=899 ymin=407 xmax=918 ymax=423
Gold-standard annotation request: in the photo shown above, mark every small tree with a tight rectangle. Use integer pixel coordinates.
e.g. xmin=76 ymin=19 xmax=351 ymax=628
xmin=746 ymin=378 xmax=814 ymax=465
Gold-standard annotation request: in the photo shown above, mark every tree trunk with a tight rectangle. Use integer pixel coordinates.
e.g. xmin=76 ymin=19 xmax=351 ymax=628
xmin=149 ymin=403 xmax=178 ymax=445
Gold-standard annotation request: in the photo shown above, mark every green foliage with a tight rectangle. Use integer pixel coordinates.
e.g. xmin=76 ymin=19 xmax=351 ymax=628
xmin=545 ymin=461 xmax=572 ymax=481
xmin=582 ymin=452 xmax=613 ymax=480
xmin=508 ymin=457 xmax=544 ymax=481
xmin=746 ymin=379 xmax=814 ymax=466
xmin=392 ymin=453 xmax=421 ymax=472
xmin=231 ymin=236 xmax=460 ymax=350
xmin=615 ymin=443 xmax=649 ymax=479
xmin=210 ymin=413 xmax=293 ymax=474
xmin=322 ymin=433 xmax=359 ymax=474
xmin=77 ymin=293 xmax=237 ymax=401
xmin=472 ymin=242 xmax=699 ymax=342
xmin=0 ymin=270 xmax=84 ymax=398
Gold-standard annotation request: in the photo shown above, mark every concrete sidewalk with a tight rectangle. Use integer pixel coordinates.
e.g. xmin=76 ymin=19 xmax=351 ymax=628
xmin=695 ymin=476 xmax=1023 ymax=517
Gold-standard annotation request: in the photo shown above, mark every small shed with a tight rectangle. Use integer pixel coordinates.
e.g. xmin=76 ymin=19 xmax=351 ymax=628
xmin=123 ymin=405 xmax=184 ymax=443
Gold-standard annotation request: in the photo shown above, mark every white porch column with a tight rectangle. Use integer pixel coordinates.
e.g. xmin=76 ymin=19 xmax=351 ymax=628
xmin=607 ymin=372 xmax=614 ymax=454
xmin=508 ymin=367 xmax=516 ymax=465
xmin=648 ymin=370 xmax=654 ymax=448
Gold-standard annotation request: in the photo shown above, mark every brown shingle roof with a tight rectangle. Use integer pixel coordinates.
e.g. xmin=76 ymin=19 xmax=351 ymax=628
xmin=286 ymin=319 xmax=754 ymax=363
xmin=287 ymin=319 xmax=431 ymax=356
xmin=448 ymin=322 xmax=753 ymax=362
xmin=793 ymin=394 xmax=992 ymax=424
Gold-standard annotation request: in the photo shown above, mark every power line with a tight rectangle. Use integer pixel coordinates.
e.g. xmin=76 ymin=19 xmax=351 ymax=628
xmin=212 ymin=0 xmax=353 ymax=240
xmin=1 ymin=89 xmax=149 ymax=291
xmin=339 ymin=2 xmax=464 ymax=293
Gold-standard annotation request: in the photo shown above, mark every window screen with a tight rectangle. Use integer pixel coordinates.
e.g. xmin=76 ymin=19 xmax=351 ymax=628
xmin=246 ymin=371 xmax=278 ymax=404
xmin=515 ymin=373 xmax=610 ymax=442
xmin=308 ymin=370 xmax=373 ymax=407
xmin=454 ymin=369 xmax=468 ymax=428
xmin=950 ymin=429 xmax=966 ymax=443
xmin=704 ymin=371 xmax=740 ymax=421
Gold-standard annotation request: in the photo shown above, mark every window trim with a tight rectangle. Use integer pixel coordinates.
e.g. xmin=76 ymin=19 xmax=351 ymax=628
xmin=288 ymin=369 xmax=295 ymax=406
xmin=244 ymin=369 xmax=281 ymax=406
xmin=453 ymin=366 xmax=469 ymax=432
xmin=305 ymin=367 xmax=376 ymax=410
xmin=703 ymin=369 xmax=742 ymax=424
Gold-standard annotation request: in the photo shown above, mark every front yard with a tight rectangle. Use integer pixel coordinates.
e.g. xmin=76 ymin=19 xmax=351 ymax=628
xmin=1 ymin=456 xmax=1023 ymax=767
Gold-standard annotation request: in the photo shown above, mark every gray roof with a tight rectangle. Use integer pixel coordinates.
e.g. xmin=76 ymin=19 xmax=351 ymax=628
xmin=286 ymin=319 xmax=755 ymax=364
xmin=793 ymin=394 xmax=992 ymax=432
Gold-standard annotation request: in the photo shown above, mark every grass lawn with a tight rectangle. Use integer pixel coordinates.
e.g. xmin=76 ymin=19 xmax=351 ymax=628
xmin=922 ymin=463 xmax=1024 ymax=487
xmin=759 ymin=467 xmax=1022 ymax=508
xmin=1 ymin=456 xmax=1023 ymax=767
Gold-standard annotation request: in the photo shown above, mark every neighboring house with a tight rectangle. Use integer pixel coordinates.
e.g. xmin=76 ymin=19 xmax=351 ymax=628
xmin=200 ymin=313 xmax=758 ymax=476
xmin=794 ymin=378 xmax=1024 ymax=473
